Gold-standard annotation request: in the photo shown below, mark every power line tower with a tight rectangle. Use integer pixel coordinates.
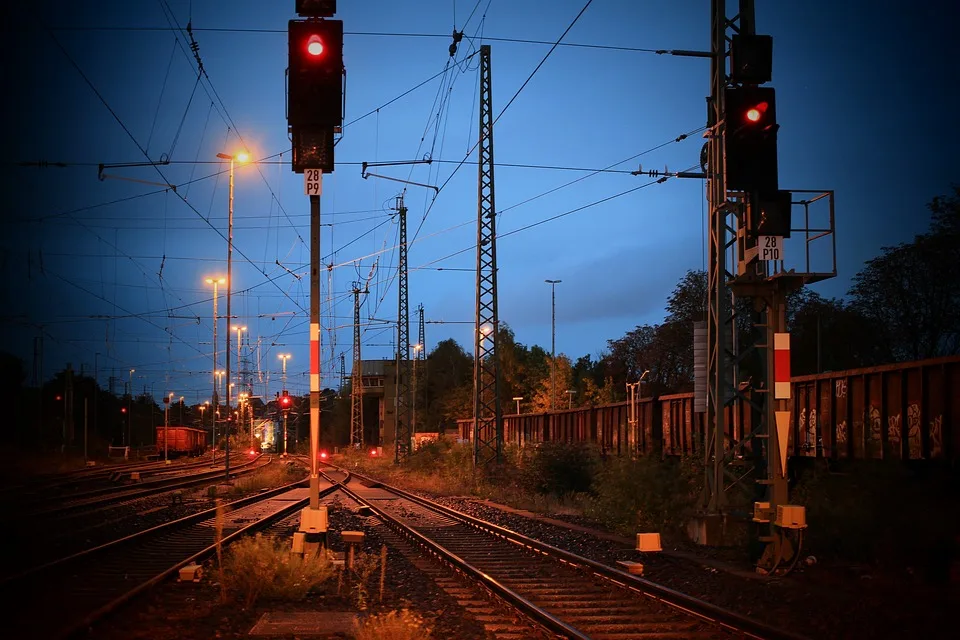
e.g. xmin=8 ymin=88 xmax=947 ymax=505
xmin=696 ymin=0 xmax=836 ymax=574
xmin=473 ymin=44 xmax=503 ymax=467
xmin=394 ymin=194 xmax=412 ymax=463
xmin=350 ymin=281 xmax=366 ymax=448
xmin=339 ymin=352 xmax=346 ymax=396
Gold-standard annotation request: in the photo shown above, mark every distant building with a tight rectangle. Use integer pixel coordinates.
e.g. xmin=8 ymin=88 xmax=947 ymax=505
xmin=356 ymin=358 xmax=413 ymax=451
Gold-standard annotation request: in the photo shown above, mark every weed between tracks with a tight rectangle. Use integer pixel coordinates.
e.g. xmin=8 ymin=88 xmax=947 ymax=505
xmin=226 ymin=461 xmax=306 ymax=496
xmin=222 ymin=534 xmax=336 ymax=607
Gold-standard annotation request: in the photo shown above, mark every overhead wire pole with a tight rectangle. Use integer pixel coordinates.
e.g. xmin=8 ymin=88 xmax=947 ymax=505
xmin=350 ymin=282 xmax=365 ymax=448
xmin=394 ymin=195 xmax=412 ymax=463
xmin=473 ymin=44 xmax=503 ymax=467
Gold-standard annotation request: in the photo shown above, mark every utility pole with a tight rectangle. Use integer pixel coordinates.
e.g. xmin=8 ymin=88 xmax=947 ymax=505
xmin=206 ymin=277 xmax=224 ymax=463
xmin=473 ymin=44 xmax=503 ymax=467
xmin=339 ymin=352 xmax=346 ymax=396
xmin=394 ymin=194 xmax=412 ymax=463
xmin=350 ymin=282 xmax=366 ymax=448
xmin=545 ymin=279 xmax=561 ymax=411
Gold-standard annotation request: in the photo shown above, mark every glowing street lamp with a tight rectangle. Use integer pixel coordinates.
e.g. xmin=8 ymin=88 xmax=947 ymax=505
xmin=218 ymin=150 xmax=251 ymax=480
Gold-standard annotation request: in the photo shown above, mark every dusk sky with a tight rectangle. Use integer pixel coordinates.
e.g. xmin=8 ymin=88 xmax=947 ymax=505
xmin=2 ymin=0 xmax=957 ymax=404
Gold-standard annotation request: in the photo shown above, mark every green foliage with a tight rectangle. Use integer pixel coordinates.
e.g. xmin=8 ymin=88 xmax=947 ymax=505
xmin=521 ymin=442 xmax=601 ymax=497
xmin=791 ymin=460 xmax=960 ymax=572
xmin=354 ymin=609 xmax=432 ymax=640
xmin=583 ymin=455 xmax=703 ymax=535
xmin=222 ymin=533 xmax=336 ymax=607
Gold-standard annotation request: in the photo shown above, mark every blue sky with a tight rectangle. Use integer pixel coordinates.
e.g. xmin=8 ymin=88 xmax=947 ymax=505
xmin=2 ymin=0 xmax=957 ymax=404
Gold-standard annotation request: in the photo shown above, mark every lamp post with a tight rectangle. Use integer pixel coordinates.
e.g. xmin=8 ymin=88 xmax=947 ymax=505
xmin=411 ymin=344 xmax=422 ymax=435
xmin=127 ymin=368 xmax=135 ymax=446
xmin=206 ymin=277 xmax=225 ymax=461
xmin=179 ymin=396 xmax=184 ymax=424
xmin=512 ymin=396 xmax=523 ymax=415
xmin=545 ymin=280 xmax=561 ymax=411
xmin=199 ymin=403 xmax=206 ymax=431
xmin=234 ymin=325 xmax=248 ymax=447
xmin=278 ymin=354 xmax=291 ymax=456
xmin=626 ymin=370 xmax=650 ymax=451
xmin=164 ymin=392 xmax=174 ymax=462
xmin=565 ymin=389 xmax=576 ymax=410
xmin=218 ymin=150 xmax=248 ymax=479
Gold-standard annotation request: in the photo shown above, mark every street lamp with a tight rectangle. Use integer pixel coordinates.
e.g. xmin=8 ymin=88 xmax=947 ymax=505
xmin=410 ymin=344 xmax=422 ymax=433
xmin=218 ymin=150 xmax=250 ymax=479
xmin=565 ymin=389 xmax=576 ymax=410
xmin=278 ymin=353 xmax=291 ymax=456
xmin=179 ymin=396 xmax=185 ymax=424
xmin=206 ymin=277 xmax=225 ymax=460
xmin=545 ymin=279 xmax=561 ymax=411
xmin=512 ymin=396 xmax=523 ymax=415
xmin=127 ymin=368 xmax=135 ymax=446
xmin=164 ymin=392 xmax=174 ymax=462
xmin=626 ymin=370 xmax=650 ymax=448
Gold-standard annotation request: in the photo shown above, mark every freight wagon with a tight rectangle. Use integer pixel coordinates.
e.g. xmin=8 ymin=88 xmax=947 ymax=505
xmin=457 ymin=355 xmax=960 ymax=463
xmin=155 ymin=425 xmax=208 ymax=457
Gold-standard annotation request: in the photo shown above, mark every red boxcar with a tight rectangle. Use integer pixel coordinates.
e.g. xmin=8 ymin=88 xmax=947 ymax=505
xmin=155 ymin=425 xmax=208 ymax=457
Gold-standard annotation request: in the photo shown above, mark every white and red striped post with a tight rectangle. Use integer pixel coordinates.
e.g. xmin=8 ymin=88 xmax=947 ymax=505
xmin=773 ymin=332 xmax=791 ymax=477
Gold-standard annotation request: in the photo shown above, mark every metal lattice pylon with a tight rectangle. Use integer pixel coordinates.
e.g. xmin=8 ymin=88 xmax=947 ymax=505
xmin=350 ymin=282 xmax=365 ymax=447
xmin=395 ymin=196 xmax=412 ymax=462
xmin=473 ymin=44 xmax=503 ymax=467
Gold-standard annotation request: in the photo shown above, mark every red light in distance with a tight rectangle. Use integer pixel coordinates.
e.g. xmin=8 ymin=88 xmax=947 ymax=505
xmin=306 ymin=35 xmax=324 ymax=56
xmin=320 ymin=452 xmax=328 ymax=459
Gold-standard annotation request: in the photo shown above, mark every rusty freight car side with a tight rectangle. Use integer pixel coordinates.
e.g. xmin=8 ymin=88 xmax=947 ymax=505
xmin=791 ymin=355 xmax=959 ymax=462
xmin=457 ymin=356 xmax=959 ymax=463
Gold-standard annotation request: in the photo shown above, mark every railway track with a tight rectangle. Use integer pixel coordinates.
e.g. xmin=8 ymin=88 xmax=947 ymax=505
xmin=325 ymin=468 xmax=807 ymax=640
xmin=0 ymin=456 xmax=211 ymax=501
xmin=16 ymin=453 xmax=268 ymax=522
xmin=2 ymin=473 xmax=340 ymax=640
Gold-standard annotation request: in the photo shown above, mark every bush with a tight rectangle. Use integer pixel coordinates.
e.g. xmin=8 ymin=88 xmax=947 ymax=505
xmin=791 ymin=460 xmax=960 ymax=574
xmin=222 ymin=533 xmax=336 ymax=607
xmin=354 ymin=609 xmax=432 ymax=640
xmin=521 ymin=442 xmax=601 ymax=497
xmin=583 ymin=455 xmax=702 ymax=535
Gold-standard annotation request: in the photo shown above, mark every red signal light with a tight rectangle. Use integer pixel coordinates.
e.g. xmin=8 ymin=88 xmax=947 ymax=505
xmin=369 ymin=449 xmax=377 ymax=456
xmin=320 ymin=451 xmax=328 ymax=459
xmin=306 ymin=34 xmax=324 ymax=56
xmin=744 ymin=101 xmax=769 ymax=123
xmin=121 ymin=407 xmax=127 ymax=413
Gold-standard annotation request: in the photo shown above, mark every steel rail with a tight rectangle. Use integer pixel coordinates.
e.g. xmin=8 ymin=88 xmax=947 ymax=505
xmin=335 ymin=468 xmax=810 ymax=640
xmin=23 ymin=454 xmax=268 ymax=519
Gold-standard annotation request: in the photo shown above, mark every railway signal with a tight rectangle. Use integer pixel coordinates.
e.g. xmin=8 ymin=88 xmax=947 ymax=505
xmin=287 ymin=17 xmax=343 ymax=173
xmin=724 ymin=85 xmax=779 ymax=195
xmin=280 ymin=390 xmax=292 ymax=413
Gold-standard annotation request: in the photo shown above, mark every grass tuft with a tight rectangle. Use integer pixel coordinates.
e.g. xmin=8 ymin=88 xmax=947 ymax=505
xmin=222 ymin=533 xmax=336 ymax=608
xmin=353 ymin=609 xmax=432 ymax=640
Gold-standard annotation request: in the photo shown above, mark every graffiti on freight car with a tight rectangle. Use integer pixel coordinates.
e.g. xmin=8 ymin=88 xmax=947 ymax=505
xmin=907 ymin=404 xmax=922 ymax=459
xmin=835 ymin=379 xmax=847 ymax=398
xmin=930 ymin=415 xmax=943 ymax=458
xmin=869 ymin=406 xmax=883 ymax=456
xmin=837 ymin=419 xmax=848 ymax=449
xmin=887 ymin=412 xmax=902 ymax=450
xmin=808 ymin=409 xmax=818 ymax=455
